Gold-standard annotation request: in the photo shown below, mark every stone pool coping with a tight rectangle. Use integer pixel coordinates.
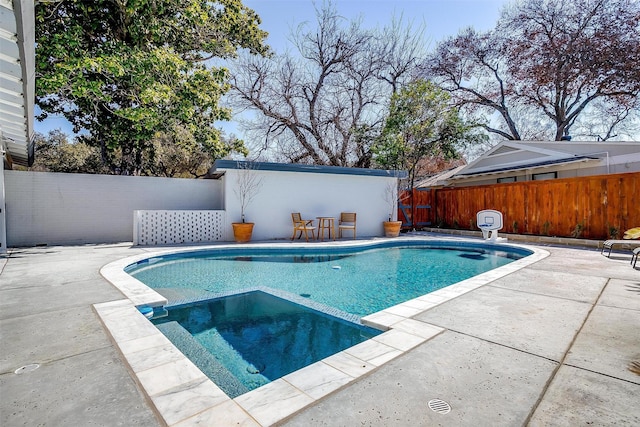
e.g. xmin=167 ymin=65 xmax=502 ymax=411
xmin=95 ymin=236 xmax=549 ymax=426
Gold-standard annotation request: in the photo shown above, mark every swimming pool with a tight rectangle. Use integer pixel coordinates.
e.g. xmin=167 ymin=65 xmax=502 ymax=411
xmin=126 ymin=240 xmax=531 ymax=317
xmin=98 ymin=237 xmax=545 ymax=425
xmin=152 ymin=290 xmax=382 ymax=397
xmin=125 ymin=240 xmax=531 ymax=396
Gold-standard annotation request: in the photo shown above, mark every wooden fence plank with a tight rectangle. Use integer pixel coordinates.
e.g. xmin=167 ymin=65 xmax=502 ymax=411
xmin=402 ymin=172 xmax=639 ymax=240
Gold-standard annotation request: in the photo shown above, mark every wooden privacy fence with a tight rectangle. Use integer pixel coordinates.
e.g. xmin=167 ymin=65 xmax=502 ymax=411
xmin=398 ymin=188 xmax=433 ymax=229
xmin=399 ymin=171 xmax=640 ymax=240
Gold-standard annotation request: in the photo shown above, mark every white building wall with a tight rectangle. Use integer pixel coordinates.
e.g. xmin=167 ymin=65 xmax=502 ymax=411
xmin=221 ymin=168 xmax=396 ymax=241
xmin=0 ymin=159 xmax=6 ymax=252
xmin=4 ymin=171 xmax=223 ymax=246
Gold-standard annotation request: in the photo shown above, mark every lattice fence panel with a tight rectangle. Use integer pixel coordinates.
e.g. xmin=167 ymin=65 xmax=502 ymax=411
xmin=134 ymin=210 xmax=225 ymax=245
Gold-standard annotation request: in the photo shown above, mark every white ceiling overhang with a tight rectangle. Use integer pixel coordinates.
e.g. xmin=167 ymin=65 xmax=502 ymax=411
xmin=0 ymin=0 xmax=34 ymax=167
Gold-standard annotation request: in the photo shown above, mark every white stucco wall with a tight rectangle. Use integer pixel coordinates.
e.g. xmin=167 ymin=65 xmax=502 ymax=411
xmin=4 ymin=171 xmax=223 ymax=246
xmin=3 ymin=165 xmax=402 ymax=247
xmin=220 ymin=167 xmax=397 ymax=241
xmin=0 ymin=160 xmax=6 ymax=252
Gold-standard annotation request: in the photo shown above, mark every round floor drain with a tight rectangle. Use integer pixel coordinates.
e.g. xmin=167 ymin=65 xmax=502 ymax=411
xmin=428 ymin=398 xmax=451 ymax=414
xmin=15 ymin=364 xmax=40 ymax=374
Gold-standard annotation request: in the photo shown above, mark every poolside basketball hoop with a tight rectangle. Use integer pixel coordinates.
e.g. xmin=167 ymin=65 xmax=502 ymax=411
xmin=477 ymin=210 xmax=504 ymax=241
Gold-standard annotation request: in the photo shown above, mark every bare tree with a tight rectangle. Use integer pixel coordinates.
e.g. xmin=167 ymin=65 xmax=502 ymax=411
xmin=575 ymin=98 xmax=640 ymax=141
xmin=228 ymin=2 xmax=425 ymax=166
xmin=234 ymin=161 xmax=264 ymax=223
xmin=422 ymin=0 xmax=640 ymax=141
xmin=503 ymin=0 xmax=640 ymax=140
xmin=423 ymin=28 xmax=522 ymax=141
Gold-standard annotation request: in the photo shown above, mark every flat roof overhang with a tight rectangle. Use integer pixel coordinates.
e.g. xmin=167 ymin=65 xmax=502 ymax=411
xmin=211 ymin=159 xmax=408 ymax=179
xmin=0 ymin=0 xmax=35 ymax=168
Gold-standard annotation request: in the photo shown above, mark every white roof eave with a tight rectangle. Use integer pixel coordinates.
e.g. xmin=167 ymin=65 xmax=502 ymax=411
xmin=0 ymin=0 xmax=35 ymax=167
xmin=448 ymin=157 xmax=598 ymax=180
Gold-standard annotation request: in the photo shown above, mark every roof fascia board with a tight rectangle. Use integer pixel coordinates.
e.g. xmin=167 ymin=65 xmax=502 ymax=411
xmin=213 ymin=159 xmax=408 ymax=179
xmin=458 ymin=141 xmax=533 ymax=173
xmin=450 ymin=157 xmax=599 ymax=180
xmin=459 ymin=141 xmax=598 ymax=176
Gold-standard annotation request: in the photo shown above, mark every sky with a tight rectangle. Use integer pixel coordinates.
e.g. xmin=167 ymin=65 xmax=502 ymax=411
xmin=244 ymin=0 xmax=508 ymax=47
xmin=34 ymin=0 xmax=510 ymax=137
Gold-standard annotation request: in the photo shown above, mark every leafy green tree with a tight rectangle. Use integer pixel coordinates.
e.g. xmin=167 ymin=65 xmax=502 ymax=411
xmin=148 ymin=130 xmax=245 ymax=178
xmin=36 ymin=0 xmax=268 ymax=175
xmin=30 ymin=130 xmax=108 ymax=174
xmin=372 ymin=80 xmax=486 ymax=188
xmin=30 ymin=128 xmax=239 ymax=177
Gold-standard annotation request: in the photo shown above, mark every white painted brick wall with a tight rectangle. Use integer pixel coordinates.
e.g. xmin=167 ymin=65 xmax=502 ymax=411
xmin=4 ymin=171 xmax=223 ymax=246
xmin=4 ymin=167 xmax=398 ymax=247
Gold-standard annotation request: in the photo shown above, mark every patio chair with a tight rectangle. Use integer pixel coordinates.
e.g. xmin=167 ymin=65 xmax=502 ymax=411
xmin=601 ymin=227 xmax=640 ymax=257
xmin=291 ymin=213 xmax=316 ymax=242
xmin=631 ymin=247 xmax=640 ymax=268
xmin=338 ymin=212 xmax=357 ymax=239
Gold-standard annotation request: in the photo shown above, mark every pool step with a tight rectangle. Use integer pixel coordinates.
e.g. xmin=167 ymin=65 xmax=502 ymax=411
xmin=155 ymin=321 xmax=251 ymax=398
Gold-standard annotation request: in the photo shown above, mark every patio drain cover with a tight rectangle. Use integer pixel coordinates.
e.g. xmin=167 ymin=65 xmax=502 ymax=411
xmin=15 ymin=364 xmax=40 ymax=374
xmin=428 ymin=398 xmax=451 ymax=414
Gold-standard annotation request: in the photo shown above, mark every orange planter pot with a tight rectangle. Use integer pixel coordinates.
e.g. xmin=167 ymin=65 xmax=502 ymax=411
xmin=383 ymin=221 xmax=402 ymax=237
xmin=232 ymin=222 xmax=254 ymax=243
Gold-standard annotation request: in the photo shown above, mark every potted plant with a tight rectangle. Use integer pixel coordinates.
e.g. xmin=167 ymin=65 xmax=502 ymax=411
xmin=232 ymin=161 xmax=263 ymax=243
xmin=383 ymin=181 xmax=402 ymax=237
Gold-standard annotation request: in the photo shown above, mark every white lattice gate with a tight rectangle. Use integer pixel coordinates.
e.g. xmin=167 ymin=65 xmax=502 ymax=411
xmin=133 ymin=210 xmax=226 ymax=245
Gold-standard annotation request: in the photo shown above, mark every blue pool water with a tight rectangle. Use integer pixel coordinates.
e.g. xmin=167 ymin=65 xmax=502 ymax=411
xmin=129 ymin=240 xmax=530 ymax=397
xmin=128 ymin=241 xmax=530 ymax=317
xmin=152 ymin=291 xmax=381 ymax=397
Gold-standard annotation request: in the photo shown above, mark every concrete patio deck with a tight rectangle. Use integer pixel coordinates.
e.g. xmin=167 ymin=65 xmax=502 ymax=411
xmin=1 ymin=236 xmax=638 ymax=426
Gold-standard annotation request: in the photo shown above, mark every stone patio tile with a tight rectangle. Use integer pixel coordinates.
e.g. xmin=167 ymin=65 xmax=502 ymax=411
xmin=284 ymin=361 xmax=353 ymax=400
xmin=0 ymin=347 xmax=158 ymax=427
xmin=343 ymin=339 xmax=402 ymax=367
xmin=94 ymin=301 xmax=160 ymax=343
xmin=124 ymin=342 xmax=186 ymax=374
xmin=487 ymin=268 xmax=606 ymax=303
xmin=361 ymin=311 xmax=404 ymax=329
xmin=529 ymin=365 xmax=640 ymax=426
xmin=136 ymin=358 xmax=207 ymax=397
xmin=281 ymin=331 xmax=558 ymax=427
xmin=0 ymin=306 xmax=111 ymax=373
xmin=598 ymin=278 xmax=640 ymax=311
xmin=564 ymin=304 xmax=640 ymax=384
xmin=0 ymin=280 xmax=124 ymax=320
xmin=414 ymin=285 xmax=592 ymax=361
xmin=383 ymin=303 xmax=424 ymax=318
xmin=528 ymin=246 xmax=639 ymax=281
xmin=322 ymin=351 xmax=376 ymax=378
xmin=372 ymin=329 xmax=426 ymax=352
xmin=171 ymin=400 xmax=259 ymax=427
xmin=234 ymin=379 xmax=314 ymax=426
xmin=391 ymin=318 xmax=444 ymax=339
xmin=149 ymin=377 xmax=228 ymax=426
